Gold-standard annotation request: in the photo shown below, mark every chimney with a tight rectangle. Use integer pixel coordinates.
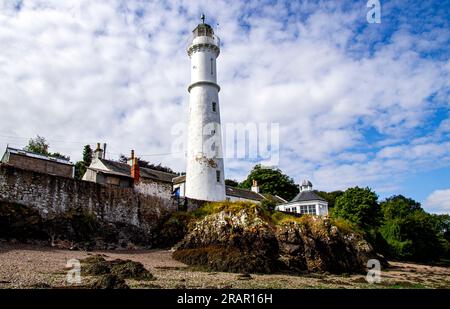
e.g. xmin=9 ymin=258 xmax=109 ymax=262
xmin=128 ymin=150 xmax=135 ymax=166
xmin=251 ymin=179 xmax=260 ymax=193
xmin=130 ymin=156 xmax=140 ymax=184
xmin=102 ymin=143 xmax=107 ymax=159
xmin=94 ymin=142 xmax=103 ymax=160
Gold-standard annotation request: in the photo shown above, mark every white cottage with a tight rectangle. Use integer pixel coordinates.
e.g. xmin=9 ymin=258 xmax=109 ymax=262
xmin=276 ymin=180 xmax=328 ymax=216
xmin=82 ymin=145 xmax=176 ymax=199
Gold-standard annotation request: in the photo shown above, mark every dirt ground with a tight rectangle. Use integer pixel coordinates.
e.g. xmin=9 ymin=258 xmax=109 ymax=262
xmin=0 ymin=244 xmax=448 ymax=289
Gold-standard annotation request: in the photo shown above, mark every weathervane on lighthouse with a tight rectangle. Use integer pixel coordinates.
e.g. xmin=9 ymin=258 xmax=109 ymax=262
xmin=184 ymin=14 xmax=226 ymax=201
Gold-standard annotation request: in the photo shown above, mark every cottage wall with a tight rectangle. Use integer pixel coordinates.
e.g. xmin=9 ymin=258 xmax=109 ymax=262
xmin=7 ymin=153 xmax=73 ymax=178
xmin=0 ymin=164 xmax=176 ymax=231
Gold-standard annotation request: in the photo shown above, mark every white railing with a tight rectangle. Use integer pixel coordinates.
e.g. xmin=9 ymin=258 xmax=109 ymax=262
xmin=186 ymin=34 xmax=220 ymax=52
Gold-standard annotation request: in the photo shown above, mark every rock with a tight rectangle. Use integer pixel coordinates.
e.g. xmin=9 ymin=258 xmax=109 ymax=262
xmin=82 ymin=260 xmax=111 ymax=276
xmin=110 ymin=259 xmax=154 ymax=280
xmin=80 ymin=255 xmax=154 ymax=282
xmin=237 ymin=273 xmax=252 ymax=280
xmin=30 ymin=282 xmax=52 ymax=289
xmin=90 ymin=274 xmax=129 ymax=289
xmin=173 ymin=206 xmax=279 ymax=274
xmin=173 ymin=202 xmax=384 ymax=274
xmin=276 ymin=218 xmax=382 ymax=273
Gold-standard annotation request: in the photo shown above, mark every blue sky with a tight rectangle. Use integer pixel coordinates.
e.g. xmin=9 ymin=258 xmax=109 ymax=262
xmin=0 ymin=0 xmax=448 ymax=213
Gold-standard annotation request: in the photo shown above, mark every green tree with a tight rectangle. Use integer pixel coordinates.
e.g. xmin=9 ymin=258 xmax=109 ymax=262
xmin=118 ymin=154 xmax=175 ymax=174
xmin=379 ymin=195 xmax=447 ymax=261
xmin=24 ymin=135 xmax=70 ymax=161
xmin=225 ymin=179 xmax=239 ymax=187
xmin=50 ymin=152 xmax=70 ymax=161
xmin=315 ymin=190 xmax=344 ymax=209
xmin=332 ymin=187 xmax=381 ymax=232
xmin=82 ymin=145 xmax=93 ymax=166
xmin=381 ymin=195 xmax=422 ymax=220
xmin=24 ymin=135 xmax=49 ymax=155
xmin=239 ymin=165 xmax=299 ymax=201
xmin=261 ymin=195 xmax=281 ymax=212
xmin=431 ymin=214 xmax=450 ymax=257
xmin=74 ymin=145 xmax=93 ymax=179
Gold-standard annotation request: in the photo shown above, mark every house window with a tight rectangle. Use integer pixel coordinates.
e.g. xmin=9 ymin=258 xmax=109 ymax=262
xmin=216 ymin=170 xmax=221 ymax=182
xmin=299 ymin=205 xmax=316 ymax=215
xmin=212 ymin=102 xmax=217 ymax=112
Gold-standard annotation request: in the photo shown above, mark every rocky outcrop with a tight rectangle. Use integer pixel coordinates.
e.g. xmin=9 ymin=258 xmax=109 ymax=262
xmin=0 ymin=201 xmax=157 ymax=250
xmin=173 ymin=203 xmax=384 ymax=274
xmin=276 ymin=217 xmax=381 ymax=273
xmin=173 ymin=207 xmax=279 ymax=273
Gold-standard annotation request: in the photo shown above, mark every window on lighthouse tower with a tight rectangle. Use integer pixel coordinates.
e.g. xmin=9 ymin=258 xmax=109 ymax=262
xmin=210 ymin=58 xmax=214 ymax=75
xmin=212 ymin=102 xmax=217 ymax=112
xmin=216 ymin=170 xmax=221 ymax=183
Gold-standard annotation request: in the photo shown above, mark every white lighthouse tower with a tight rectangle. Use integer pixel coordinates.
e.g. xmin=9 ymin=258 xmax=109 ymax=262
xmin=185 ymin=15 xmax=225 ymax=201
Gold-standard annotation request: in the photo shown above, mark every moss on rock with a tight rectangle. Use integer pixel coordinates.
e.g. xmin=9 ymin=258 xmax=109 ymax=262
xmin=110 ymin=259 xmax=154 ymax=280
xmin=90 ymin=274 xmax=129 ymax=289
xmin=80 ymin=254 xmax=154 ymax=285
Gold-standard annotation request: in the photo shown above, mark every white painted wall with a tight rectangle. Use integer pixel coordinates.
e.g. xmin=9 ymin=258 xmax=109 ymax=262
xmin=276 ymin=200 xmax=329 ymax=216
xmin=173 ymin=182 xmax=185 ymax=197
xmin=134 ymin=181 xmax=172 ymax=200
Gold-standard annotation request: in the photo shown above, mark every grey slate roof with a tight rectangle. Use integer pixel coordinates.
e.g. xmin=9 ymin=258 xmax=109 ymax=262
xmin=99 ymin=159 xmax=177 ymax=183
xmin=290 ymin=190 xmax=326 ymax=203
xmin=173 ymin=174 xmax=186 ymax=184
xmin=172 ymin=175 xmax=275 ymax=202
xmin=261 ymin=194 xmax=288 ymax=204
xmin=3 ymin=147 xmax=73 ymax=165
xmin=226 ymin=186 xmax=265 ymax=201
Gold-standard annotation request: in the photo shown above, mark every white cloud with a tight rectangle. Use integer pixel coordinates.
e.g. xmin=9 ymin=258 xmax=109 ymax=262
xmin=424 ymin=189 xmax=450 ymax=214
xmin=0 ymin=0 xmax=448 ymax=200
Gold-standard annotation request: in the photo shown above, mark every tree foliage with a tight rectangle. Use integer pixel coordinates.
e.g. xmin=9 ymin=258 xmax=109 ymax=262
xmin=74 ymin=145 xmax=93 ymax=179
xmin=24 ymin=135 xmax=49 ymax=155
xmin=332 ymin=187 xmax=381 ymax=232
xmin=379 ymin=195 xmax=447 ymax=261
xmin=239 ymin=165 xmax=299 ymax=201
xmin=82 ymin=145 xmax=93 ymax=166
xmin=225 ymin=179 xmax=239 ymax=187
xmin=24 ymin=135 xmax=70 ymax=161
xmin=118 ymin=154 xmax=176 ymax=174
xmin=315 ymin=190 xmax=344 ymax=209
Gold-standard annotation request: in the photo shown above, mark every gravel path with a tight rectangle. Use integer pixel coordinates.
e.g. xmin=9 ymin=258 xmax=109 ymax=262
xmin=0 ymin=244 xmax=448 ymax=289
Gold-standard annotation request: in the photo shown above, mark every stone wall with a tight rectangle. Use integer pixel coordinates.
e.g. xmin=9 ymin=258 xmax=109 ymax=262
xmin=134 ymin=180 xmax=173 ymax=200
xmin=0 ymin=164 xmax=176 ymax=233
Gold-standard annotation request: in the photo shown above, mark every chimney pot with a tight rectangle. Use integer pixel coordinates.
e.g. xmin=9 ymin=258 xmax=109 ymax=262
xmin=251 ymin=180 xmax=259 ymax=193
xmin=103 ymin=143 xmax=107 ymax=159
xmin=94 ymin=142 xmax=103 ymax=160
